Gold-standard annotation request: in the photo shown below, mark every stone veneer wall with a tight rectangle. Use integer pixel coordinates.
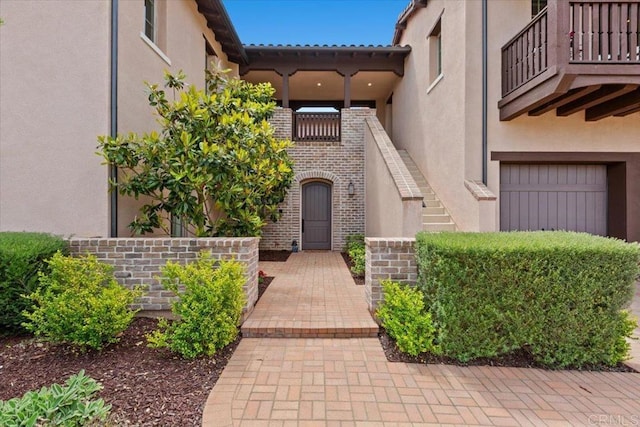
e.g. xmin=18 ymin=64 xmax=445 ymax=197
xmin=69 ymin=238 xmax=259 ymax=317
xmin=365 ymin=237 xmax=418 ymax=312
xmin=260 ymin=107 xmax=370 ymax=251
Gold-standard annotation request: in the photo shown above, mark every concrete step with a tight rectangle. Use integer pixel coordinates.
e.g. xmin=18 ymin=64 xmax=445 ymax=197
xmin=423 ymin=222 xmax=457 ymax=232
xmin=397 ymin=149 xmax=457 ymax=232
xmin=423 ymin=206 xmax=445 ymax=215
xmin=423 ymin=214 xmax=453 ymax=223
xmin=423 ymin=199 xmax=442 ymax=208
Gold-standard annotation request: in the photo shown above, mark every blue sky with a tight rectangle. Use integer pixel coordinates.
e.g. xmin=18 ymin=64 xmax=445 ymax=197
xmin=222 ymin=0 xmax=408 ymax=46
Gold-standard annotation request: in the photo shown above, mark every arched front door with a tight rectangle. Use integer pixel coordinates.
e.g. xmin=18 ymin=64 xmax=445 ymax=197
xmin=302 ymin=181 xmax=332 ymax=250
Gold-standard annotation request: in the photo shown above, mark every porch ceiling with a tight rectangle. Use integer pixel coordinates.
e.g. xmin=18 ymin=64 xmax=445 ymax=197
xmin=243 ymin=69 xmax=400 ymax=102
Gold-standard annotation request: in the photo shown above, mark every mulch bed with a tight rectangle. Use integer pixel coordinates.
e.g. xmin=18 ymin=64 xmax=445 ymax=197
xmin=0 ymin=275 xmax=276 ymax=425
xmin=341 ymin=252 xmax=364 ymax=285
xmin=259 ymin=250 xmax=290 ymax=262
xmin=258 ymin=276 xmax=274 ymax=301
xmin=379 ymin=328 xmax=637 ymax=372
xmin=0 ymin=318 xmax=239 ymax=426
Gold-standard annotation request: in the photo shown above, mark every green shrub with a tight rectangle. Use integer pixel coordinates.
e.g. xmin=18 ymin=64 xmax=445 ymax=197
xmin=0 ymin=232 xmax=68 ymax=334
xmin=147 ymin=253 xmax=246 ymax=359
xmin=416 ymin=231 xmax=640 ymax=367
xmin=0 ymin=370 xmax=110 ymax=426
xmin=376 ymin=280 xmax=437 ymax=356
xmin=22 ymin=252 xmax=141 ymax=350
xmin=345 ymin=234 xmax=365 ymax=276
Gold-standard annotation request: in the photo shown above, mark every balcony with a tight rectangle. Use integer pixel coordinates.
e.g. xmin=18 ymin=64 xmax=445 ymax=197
xmin=499 ymin=0 xmax=640 ymax=121
xmin=293 ymin=112 xmax=341 ymax=142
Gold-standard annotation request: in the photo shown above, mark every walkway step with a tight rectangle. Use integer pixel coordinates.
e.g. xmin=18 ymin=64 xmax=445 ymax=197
xmin=242 ymin=326 xmax=378 ymax=338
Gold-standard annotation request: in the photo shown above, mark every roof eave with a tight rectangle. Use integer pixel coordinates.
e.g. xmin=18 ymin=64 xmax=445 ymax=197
xmin=392 ymin=0 xmax=428 ymax=45
xmin=195 ymin=0 xmax=248 ymax=65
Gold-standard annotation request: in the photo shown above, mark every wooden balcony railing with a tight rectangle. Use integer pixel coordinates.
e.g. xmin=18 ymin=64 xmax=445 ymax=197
xmin=502 ymin=7 xmax=549 ymax=96
xmin=502 ymin=1 xmax=640 ymax=97
xmin=293 ymin=112 xmax=341 ymax=142
xmin=569 ymin=1 xmax=640 ymax=63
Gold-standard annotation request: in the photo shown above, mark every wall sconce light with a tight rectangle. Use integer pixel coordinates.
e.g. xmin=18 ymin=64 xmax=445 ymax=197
xmin=348 ymin=180 xmax=355 ymax=196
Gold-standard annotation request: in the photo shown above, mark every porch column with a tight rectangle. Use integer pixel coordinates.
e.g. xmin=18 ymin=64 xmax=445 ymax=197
xmin=344 ymin=73 xmax=351 ymax=108
xmin=282 ymin=73 xmax=290 ymax=108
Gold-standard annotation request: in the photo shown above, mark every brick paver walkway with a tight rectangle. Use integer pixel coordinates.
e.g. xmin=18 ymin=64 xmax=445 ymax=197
xmin=242 ymin=252 xmax=378 ymax=338
xmin=204 ymin=253 xmax=640 ymax=426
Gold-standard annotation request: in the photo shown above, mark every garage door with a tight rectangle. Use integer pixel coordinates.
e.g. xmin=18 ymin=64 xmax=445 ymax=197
xmin=500 ymin=164 xmax=607 ymax=235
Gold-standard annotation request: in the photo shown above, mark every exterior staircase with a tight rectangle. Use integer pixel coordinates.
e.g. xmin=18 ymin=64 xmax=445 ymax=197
xmin=397 ymin=150 xmax=457 ymax=232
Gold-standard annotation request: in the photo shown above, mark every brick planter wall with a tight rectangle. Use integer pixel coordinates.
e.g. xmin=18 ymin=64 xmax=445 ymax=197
xmin=69 ymin=238 xmax=259 ymax=318
xmin=365 ymin=237 xmax=417 ymax=312
xmin=260 ymin=107 xmax=369 ymax=251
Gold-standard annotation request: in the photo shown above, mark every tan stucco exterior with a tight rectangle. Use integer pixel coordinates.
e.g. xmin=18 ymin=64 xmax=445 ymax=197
xmin=116 ymin=0 xmax=239 ymax=236
xmin=392 ymin=0 xmax=640 ymax=238
xmin=0 ymin=1 xmax=111 ymax=237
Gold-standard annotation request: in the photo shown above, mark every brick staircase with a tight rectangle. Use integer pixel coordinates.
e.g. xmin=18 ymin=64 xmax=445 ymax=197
xmin=397 ymin=150 xmax=456 ymax=232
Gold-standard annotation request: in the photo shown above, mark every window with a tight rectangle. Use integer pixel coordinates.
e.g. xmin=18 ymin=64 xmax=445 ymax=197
xmin=141 ymin=0 xmax=169 ymax=63
xmin=531 ymin=0 xmax=547 ymax=17
xmin=428 ymin=18 xmax=442 ymax=86
xmin=144 ymin=0 xmax=155 ymax=42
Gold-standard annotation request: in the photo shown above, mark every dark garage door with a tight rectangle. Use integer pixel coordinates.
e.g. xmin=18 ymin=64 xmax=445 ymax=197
xmin=302 ymin=181 xmax=332 ymax=250
xmin=500 ymin=164 xmax=607 ymax=235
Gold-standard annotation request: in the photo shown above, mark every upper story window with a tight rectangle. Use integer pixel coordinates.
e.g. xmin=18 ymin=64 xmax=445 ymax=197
xmin=141 ymin=0 xmax=169 ymax=64
xmin=428 ymin=18 xmax=442 ymax=86
xmin=144 ymin=0 xmax=155 ymax=42
xmin=532 ymin=0 xmax=547 ymax=17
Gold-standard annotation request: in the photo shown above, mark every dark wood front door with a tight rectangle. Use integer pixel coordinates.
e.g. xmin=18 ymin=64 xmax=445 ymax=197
xmin=302 ymin=182 xmax=331 ymax=250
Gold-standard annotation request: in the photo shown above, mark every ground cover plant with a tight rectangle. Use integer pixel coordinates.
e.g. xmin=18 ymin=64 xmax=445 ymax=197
xmin=0 ymin=370 xmax=110 ymax=426
xmin=0 ymin=232 xmax=68 ymax=334
xmin=22 ymin=252 xmax=142 ymax=351
xmin=98 ymin=66 xmax=294 ymax=237
xmin=414 ymin=231 xmax=639 ymax=368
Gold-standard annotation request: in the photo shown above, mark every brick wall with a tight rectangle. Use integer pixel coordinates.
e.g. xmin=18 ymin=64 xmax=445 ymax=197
xmin=69 ymin=238 xmax=259 ymax=318
xmin=365 ymin=237 xmax=418 ymax=312
xmin=261 ymin=108 xmax=370 ymax=251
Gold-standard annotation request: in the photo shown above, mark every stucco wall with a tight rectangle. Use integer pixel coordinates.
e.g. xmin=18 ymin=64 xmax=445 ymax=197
xmin=364 ymin=118 xmax=423 ymax=238
xmin=392 ymin=0 xmax=484 ymax=232
xmin=260 ymin=108 xmax=368 ymax=251
xmin=0 ymin=1 xmax=110 ymax=237
xmin=116 ymin=0 xmax=239 ymax=237
xmin=392 ymin=0 xmax=640 ymax=236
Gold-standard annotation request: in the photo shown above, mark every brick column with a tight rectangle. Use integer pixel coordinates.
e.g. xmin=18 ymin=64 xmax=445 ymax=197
xmin=365 ymin=237 xmax=417 ymax=312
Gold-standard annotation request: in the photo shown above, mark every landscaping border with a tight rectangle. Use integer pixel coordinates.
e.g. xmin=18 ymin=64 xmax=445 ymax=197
xmin=69 ymin=238 xmax=259 ymax=320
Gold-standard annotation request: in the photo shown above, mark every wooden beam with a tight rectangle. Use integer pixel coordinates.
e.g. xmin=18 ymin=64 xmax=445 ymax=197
xmin=614 ymin=105 xmax=640 ymax=117
xmin=528 ymin=85 xmax=601 ymax=116
xmin=586 ymin=87 xmax=640 ymax=121
xmin=556 ymin=84 xmax=637 ymax=116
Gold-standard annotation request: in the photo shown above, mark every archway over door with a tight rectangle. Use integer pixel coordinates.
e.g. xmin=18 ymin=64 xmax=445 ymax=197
xmin=302 ymin=181 xmax=332 ymax=250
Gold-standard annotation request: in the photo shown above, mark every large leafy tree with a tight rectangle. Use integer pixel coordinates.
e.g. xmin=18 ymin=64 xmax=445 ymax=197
xmin=98 ymin=68 xmax=294 ymax=237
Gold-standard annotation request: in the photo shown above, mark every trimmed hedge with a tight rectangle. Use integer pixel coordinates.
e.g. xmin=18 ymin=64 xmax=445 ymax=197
xmin=0 ymin=232 xmax=68 ymax=334
xmin=416 ymin=231 xmax=640 ymax=368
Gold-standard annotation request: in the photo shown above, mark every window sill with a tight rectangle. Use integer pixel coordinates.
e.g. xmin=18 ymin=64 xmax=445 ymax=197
xmin=140 ymin=32 xmax=171 ymax=66
xmin=426 ymin=73 xmax=444 ymax=94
